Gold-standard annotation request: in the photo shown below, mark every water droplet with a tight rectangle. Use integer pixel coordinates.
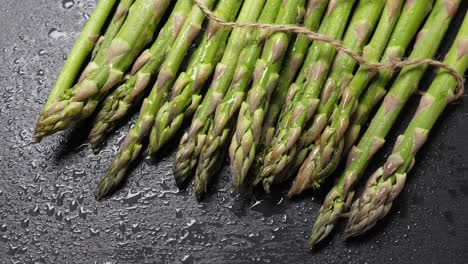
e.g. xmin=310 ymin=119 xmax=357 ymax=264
xmin=54 ymin=190 xmax=69 ymax=206
xmin=20 ymin=218 xmax=30 ymax=228
xmin=69 ymin=200 xmax=78 ymax=212
xmin=45 ymin=203 xmax=55 ymax=216
xmin=78 ymin=207 xmax=92 ymax=219
xmin=186 ymin=219 xmax=196 ymax=227
xmin=281 ymin=214 xmax=287 ymax=223
xmin=62 ymin=0 xmax=75 ymax=9
xmin=55 ymin=211 xmax=64 ymax=221
xmin=48 ymin=28 xmax=67 ymax=40
xmin=175 ymin=208 xmax=183 ymax=218
xmin=181 ymin=255 xmax=192 ymax=262
xmin=72 ymin=168 xmax=85 ymax=181
xmin=90 ymin=228 xmax=100 ymax=236
xmin=119 ymin=221 xmax=126 ymax=234
xmin=28 ymin=204 xmax=40 ymax=216
xmin=113 ymin=189 xmax=142 ymax=205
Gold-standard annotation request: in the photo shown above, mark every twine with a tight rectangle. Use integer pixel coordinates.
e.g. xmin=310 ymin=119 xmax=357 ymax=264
xmin=194 ymin=0 xmax=465 ymax=99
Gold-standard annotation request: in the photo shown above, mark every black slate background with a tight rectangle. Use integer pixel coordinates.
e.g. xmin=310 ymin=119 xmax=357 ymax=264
xmin=0 ymin=1 xmax=467 ymax=263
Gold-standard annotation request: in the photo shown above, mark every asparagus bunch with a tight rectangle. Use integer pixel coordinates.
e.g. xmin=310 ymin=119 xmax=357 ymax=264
xmin=345 ymin=14 xmax=468 ymax=238
xmin=171 ymin=0 xmax=277 ymax=191
xmin=290 ymin=0 xmax=414 ymax=196
xmin=179 ymin=0 xmax=285 ymax=195
xmin=274 ymin=0 xmax=388 ymax=190
xmin=34 ymin=0 xmax=171 ymax=139
xmin=311 ymin=0 xmax=459 ymax=246
xmin=193 ymin=0 xmax=332 ymax=199
xmin=253 ymin=0 xmax=329 ymax=175
xmin=255 ymin=0 xmax=356 ymax=191
xmin=95 ymin=0 xmax=219 ymax=200
xmin=37 ymin=0 xmax=118 ymax=124
xmin=146 ymin=0 xmax=244 ymax=155
xmin=229 ymin=0 xmax=307 ymax=190
xmin=89 ymin=0 xmax=193 ymax=148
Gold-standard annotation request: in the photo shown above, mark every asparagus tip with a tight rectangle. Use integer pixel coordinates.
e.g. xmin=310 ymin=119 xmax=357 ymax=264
xmin=194 ymin=189 xmax=204 ymax=201
xmin=309 ymin=227 xmax=327 ymax=248
xmin=343 ymin=218 xmax=367 ymax=239
xmin=32 ymin=133 xmax=43 ymax=142
xmin=174 ymin=173 xmax=189 ymax=190
xmin=194 ymin=174 xmax=207 ymax=201
xmin=91 ymin=146 xmax=101 ymax=155
xmin=262 ymin=177 xmax=273 ymax=193
xmin=288 ymin=175 xmax=307 ymax=198
xmin=174 ymin=178 xmax=185 ymax=190
xmin=89 ymin=135 xmax=103 ymax=151
xmin=95 ymin=175 xmax=115 ymax=201
xmin=342 ymin=230 xmax=355 ymax=240
xmin=94 ymin=185 xmax=106 ymax=201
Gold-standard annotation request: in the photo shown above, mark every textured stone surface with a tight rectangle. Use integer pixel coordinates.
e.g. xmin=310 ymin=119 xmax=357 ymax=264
xmin=0 ymin=0 xmax=468 ymax=263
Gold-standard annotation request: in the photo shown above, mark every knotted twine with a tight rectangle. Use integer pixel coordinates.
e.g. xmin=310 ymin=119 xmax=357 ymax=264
xmin=193 ymin=0 xmax=465 ymax=99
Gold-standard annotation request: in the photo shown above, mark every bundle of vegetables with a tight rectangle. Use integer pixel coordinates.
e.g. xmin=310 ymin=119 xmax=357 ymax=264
xmin=35 ymin=0 xmax=467 ymax=249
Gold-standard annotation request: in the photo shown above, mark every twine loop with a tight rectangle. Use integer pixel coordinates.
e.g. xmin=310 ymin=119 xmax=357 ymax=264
xmin=194 ymin=0 xmax=465 ymax=99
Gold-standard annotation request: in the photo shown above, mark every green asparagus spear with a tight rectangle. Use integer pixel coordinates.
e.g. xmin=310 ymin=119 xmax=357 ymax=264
xmin=229 ymin=0 xmax=306 ymax=191
xmin=343 ymin=79 xmax=387 ymax=152
xmin=174 ymin=0 xmax=282 ymax=189
xmin=89 ymin=0 xmax=193 ymax=148
xmin=290 ymin=0 xmax=413 ymax=196
xmin=147 ymin=0 xmax=244 ymax=155
xmin=310 ymin=0 xmax=459 ymax=247
xmin=252 ymin=0 xmax=329 ymax=175
xmin=345 ymin=14 xmax=468 ymax=238
xmin=95 ymin=0 xmax=218 ymax=200
xmin=89 ymin=0 xmax=135 ymax=70
xmin=39 ymin=0 xmax=118 ymax=116
xmin=255 ymin=0 xmax=355 ymax=192
xmin=34 ymin=0 xmax=171 ymax=140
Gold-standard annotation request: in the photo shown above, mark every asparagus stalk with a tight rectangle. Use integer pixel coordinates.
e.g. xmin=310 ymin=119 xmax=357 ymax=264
xmin=89 ymin=0 xmax=193 ymax=148
xmin=345 ymin=14 xmax=468 ymax=238
xmin=95 ymin=0 xmax=217 ymax=200
xmin=89 ymin=0 xmax=136 ymax=70
xmin=271 ymin=0 xmax=387 ymax=189
xmin=147 ymin=0 xmax=244 ymax=155
xmin=253 ymin=0 xmax=329 ymax=174
xmin=173 ymin=0 xmax=282 ymax=189
xmin=290 ymin=0 xmax=412 ymax=196
xmin=39 ymin=0 xmax=118 ymax=113
xmin=255 ymin=0 xmax=355 ymax=192
xmin=343 ymin=81 xmax=387 ymax=152
xmin=310 ymin=0 xmax=459 ymax=247
xmin=229 ymin=0 xmax=306 ymax=191
xmin=34 ymin=0 xmax=171 ymax=140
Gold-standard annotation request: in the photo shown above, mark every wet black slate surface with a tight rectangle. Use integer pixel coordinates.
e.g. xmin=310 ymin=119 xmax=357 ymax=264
xmin=0 ymin=1 xmax=467 ymax=263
